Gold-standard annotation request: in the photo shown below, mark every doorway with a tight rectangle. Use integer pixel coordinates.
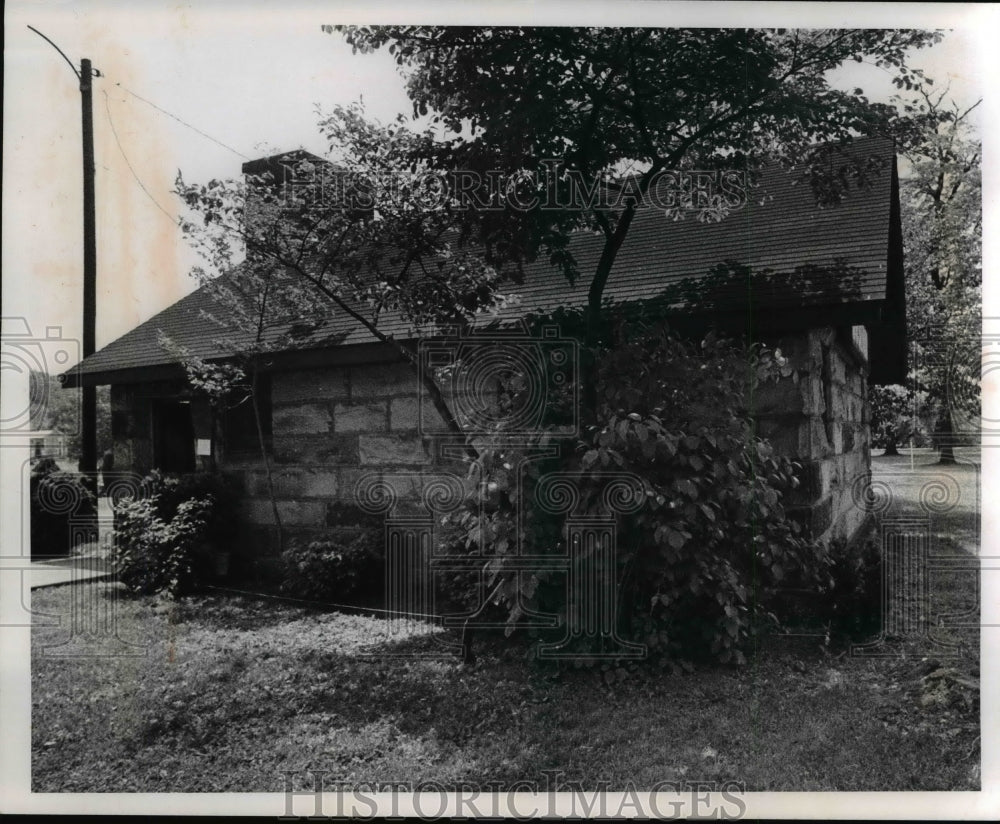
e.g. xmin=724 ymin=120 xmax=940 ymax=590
xmin=152 ymin=400 xmax=196 ymax=473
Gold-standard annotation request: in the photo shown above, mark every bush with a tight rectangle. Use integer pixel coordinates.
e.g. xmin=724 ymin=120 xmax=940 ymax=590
xmin=764 ymin=528 xmax=882 ymax=644
xmin=279 ymin=527 xmax=383 ymax=605
xmin=142 ymin=470 xmax=238 ymax=546
xmin=448 ymin=325 xmax=825 ymax=665
xmin=432 ymin=529 xmax=500 ymax=618
xmin=111 ymin=471 xmax=236 ymax=597
xmin=819 ymin=533 xmax=883 ymax=642
xmin=30 ymin=459 xmax=96 ymax=559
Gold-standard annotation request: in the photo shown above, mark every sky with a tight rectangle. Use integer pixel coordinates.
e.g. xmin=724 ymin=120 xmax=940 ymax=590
xmin=2 ymin=1 xmax=994 ymax=362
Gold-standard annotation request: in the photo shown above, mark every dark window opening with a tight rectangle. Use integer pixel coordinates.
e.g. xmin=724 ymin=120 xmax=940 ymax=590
xmin=152 ymin=400 xmax=196 ymax=474
xmin=223 ymin=375 xmax=272 ymax=457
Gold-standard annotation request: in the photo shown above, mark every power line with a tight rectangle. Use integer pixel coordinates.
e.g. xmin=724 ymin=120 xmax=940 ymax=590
xmin=114 ymin=82 xmax=252 ymax=160
xmin=26 ymin=25 xmax=80 ymax=81
xmin=102 ymin=89 xmax=180 ymax=225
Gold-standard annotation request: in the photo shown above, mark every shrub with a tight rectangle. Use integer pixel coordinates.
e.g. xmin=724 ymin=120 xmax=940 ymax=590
xmin=279 ymin=527 xmax=383 ymax=605
xmin=114 ymin=495 xmax=215 ymax=597
xmin=432 ymin=528 xmax=500 ymax=618
xmin=818 ymin=533 xmax=883 ymax=642
xmin=111 ymin=471 xmax=235 ymax=597
xmin=448 ymin=325 xmax=824 ymax=665
xmin=142 ymin=470 xmax=238 ymax=546
xmin=30 ymin=459 xmax=96 ymax=559
xmin=763 ymin=528 xmax=882 ymax=645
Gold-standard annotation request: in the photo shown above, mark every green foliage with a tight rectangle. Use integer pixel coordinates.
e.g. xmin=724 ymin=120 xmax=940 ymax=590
xmin=112 ymin=471 xmax=236 ymax=597
xmin=29 ymin=459 xmax=96 ymax=558
xmin=145 ymin=470 xmax=239 ymax=548
xmin=279 ymin=528 xmax=384 ymax=605
xmin=870 ymin=384 xmax=917 ymax=453
xmin=448 ymin=327 xmax=823 ymax=665
xmin=820 ymin=535 xmax=883 ymax=642
xmin=337 ymin=27 xmax=942 ymax=285
xmin=768 ymin=531 xmax=883 ymax=644
xmin=898 ymin=85 xmax=981 ymax=459
xmin=28 ymin=371 xmax=111 ymax=460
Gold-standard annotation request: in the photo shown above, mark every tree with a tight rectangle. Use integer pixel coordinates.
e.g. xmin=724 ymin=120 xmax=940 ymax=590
xmin=336 ymin=27 xmax=943 ymax=407
xmin=898 ymin=85 xmax=981 ymax=464
xmin=29 ymin=371 xmax=111 ymax=462
xmin=870 ymin=384 xmax=915 ymax=456
xmin=174 ymin=104 xmax=515 ymax=466
xmin=324 ymin=28 xmax=954 ymax=653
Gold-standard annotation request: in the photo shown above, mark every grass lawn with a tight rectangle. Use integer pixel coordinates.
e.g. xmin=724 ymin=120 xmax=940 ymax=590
xmin=31 ymin=450 xmax=980 ymax=792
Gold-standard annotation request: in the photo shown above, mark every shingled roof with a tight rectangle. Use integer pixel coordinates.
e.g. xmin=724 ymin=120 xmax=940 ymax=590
xmin=63 ymin=137 xmax=905 ymax=387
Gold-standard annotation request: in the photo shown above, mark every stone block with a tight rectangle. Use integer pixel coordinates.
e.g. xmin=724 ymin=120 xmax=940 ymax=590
xmin=846 ymin=368 xmax=864 ymax=398
xmin=244 ymin=468 xmax=340 ymax=500
xmin=241 ymin=498 xmax=276 ymax=525
xmin=350 ymin=363 xmax=418 ymax=399
xmin=798 ymin=417 xmax=831 ymax=460
xmin=300 ymin=470 xmax=340 ymax=499
xmin=829 ymin=420 xmax=844 ymax=454
xmin=277 ymin=500 xmax=327 ymax=527
xmin=841 ymin=450 xmax=869 ymax=492
xmin=272 ymin=403 xmax=332 ymax=435
xmin=256 ymin=469 xmax=303 ymax=498
xmin=326 ymin=498 xmax=384 ymax=527
xmin=272 ymin=367 xmax=349 ymax=402
xmin=830 ymin=491 xmax=868 ymax=543
xmin=842 ymin=423 xmax=855 ymax=454
xmin=801 ymin=373 xmax=826 ymax=417
xmin=336 ymin=467 xmax=425 ymax=508
xmin=806 ymin=329 xmax=831 ymax=371
xmin=390 ymin=395 xmax=451 ymax=432
xmin=827 ymin=346 xmax=848 ymax=386
xmin=334 ymin=401 xmax=388 ymax=433
xmin=826 ymin=385 xmax=849 ymax=423
xmin=272 ymin=434 xmax=359 ymax=465
xmin=358 ymin=434 xmax=431 ymax=466
xmin=819 ymin=458 xmax=841 ymax=495
xmin=245 ymin=498 xmax=325 ymax=527
xmin=850 ymin=325 xmax=869 ymax=362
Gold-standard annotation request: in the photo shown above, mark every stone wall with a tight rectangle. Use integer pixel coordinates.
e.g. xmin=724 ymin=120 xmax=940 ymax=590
xmin=219 ymin=361 xmax=458 ymax=563
xmin=753 ymin=325 xmax=872 ymax=545
xmin=110 ymin=323 xmax=876 ymax=567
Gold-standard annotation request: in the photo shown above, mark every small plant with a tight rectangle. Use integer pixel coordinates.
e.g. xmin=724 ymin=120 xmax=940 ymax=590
xmin=112 ymin=471 xmax=235 ymax=597
xmin=113 ymin=494 xmax=214 ymax=597
xmin=279 ymin=528 xmax=383 ymax=605
xmin=819 ymin=533 xmax=883 ymax=642
xmin=30 ymin=459 xmax=96 ymax=559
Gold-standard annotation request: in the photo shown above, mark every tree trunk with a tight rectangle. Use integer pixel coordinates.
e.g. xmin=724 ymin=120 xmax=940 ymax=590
xmin=938 ymin=407 xmax=957 ymax=465
xmin=882 ymin=435 xmax=900 ymax=457
xmin=251 ymin=367 xmax=285 ymax=553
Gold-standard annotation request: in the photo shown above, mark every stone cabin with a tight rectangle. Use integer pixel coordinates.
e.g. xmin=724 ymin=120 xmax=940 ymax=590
xmin=63 ymin=138 xmax=905 ymax=567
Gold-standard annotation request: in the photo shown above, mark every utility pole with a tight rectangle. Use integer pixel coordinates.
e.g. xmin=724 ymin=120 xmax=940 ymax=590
xmin=80 ymin=57 xmax=97 ymax=480
xmin=28 ymin=27 xmax=98 ymax=481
